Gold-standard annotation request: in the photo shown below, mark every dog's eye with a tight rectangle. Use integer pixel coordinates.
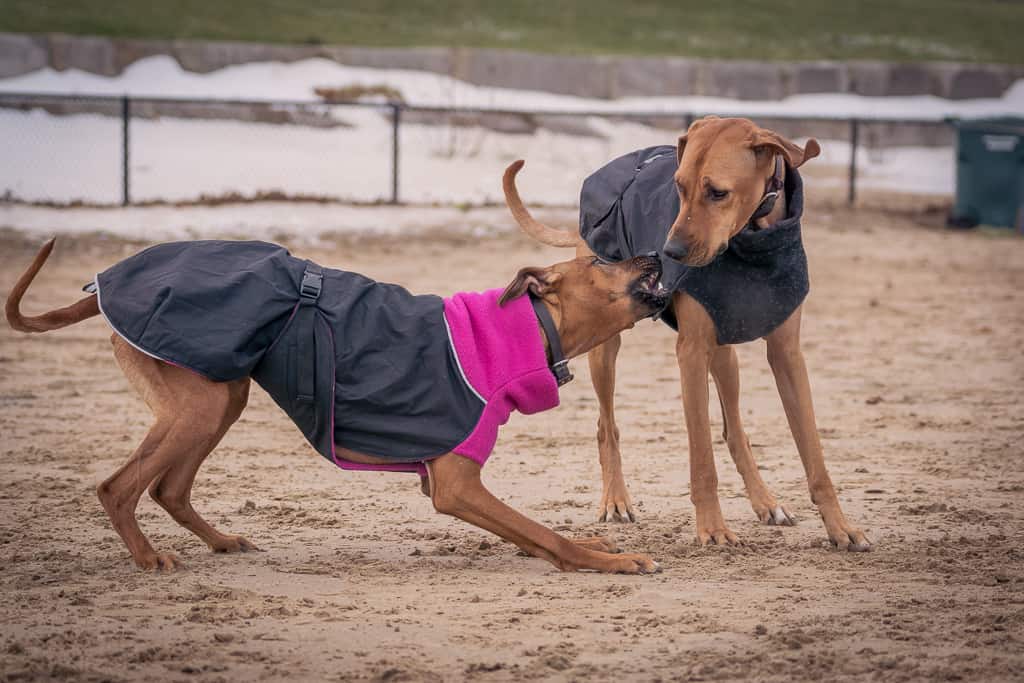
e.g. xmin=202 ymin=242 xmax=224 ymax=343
xmin=706 ymin=186 xmax=729 ymax=201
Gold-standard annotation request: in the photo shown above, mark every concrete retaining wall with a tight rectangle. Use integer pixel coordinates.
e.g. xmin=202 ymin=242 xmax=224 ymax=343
xmin=2 ymin=32 xmax=1022 ymax=101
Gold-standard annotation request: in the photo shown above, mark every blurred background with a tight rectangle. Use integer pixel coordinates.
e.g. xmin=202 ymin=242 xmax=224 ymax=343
xmin=0 ymin=1 xmax=1021 ymax=233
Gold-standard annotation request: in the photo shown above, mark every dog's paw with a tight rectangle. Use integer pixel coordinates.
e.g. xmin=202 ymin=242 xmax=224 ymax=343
xmin=599 ymin=507 xmax=635 ymax=524
xmin=828 ymin=527 xmax=872 ymax=553
xmin=758 ymin=505 xmax=796 ymax=527
xmin=821 ymin=509 xmax=872 ymax=552
xmin=692 ymin=518 xmax=741 ymax=544
xmin=608 ymin=553 xmax=660 ymax=575
xmin=136 ymin=552 xmax=184 ymax=572
xmin=694 ymin=505 xmax=741 ymax=546
xmin=692 ymin=528 xmax=741 ymax=548
xmin=598 ymin=479 xmax=636 ymax=523
xmin=210 ymin=535 xmax=260 ymax=554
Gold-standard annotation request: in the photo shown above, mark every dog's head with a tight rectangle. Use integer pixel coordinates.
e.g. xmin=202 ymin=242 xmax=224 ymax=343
xmin=663 ymin=116 xmax=820 ymax=267
xmin=499 ymin=254 xmax=668 ymax=358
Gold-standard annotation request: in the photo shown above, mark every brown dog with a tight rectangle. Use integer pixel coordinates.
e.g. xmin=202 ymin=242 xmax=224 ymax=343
xmin=503 ymin=117 xmax=871 ymax=551
xmin=5 ymin=199 xmax=669 ymax=573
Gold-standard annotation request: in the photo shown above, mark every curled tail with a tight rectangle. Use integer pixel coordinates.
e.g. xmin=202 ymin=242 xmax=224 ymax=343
xmin=502 ymin=160 xmax=579 ymax=247
xmin=5 ymin=238 xmax=100 ymax=333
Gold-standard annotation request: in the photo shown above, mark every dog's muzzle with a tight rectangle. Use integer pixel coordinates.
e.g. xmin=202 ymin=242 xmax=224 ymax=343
xmin=630 ymin=252 xmax=670 ymax=316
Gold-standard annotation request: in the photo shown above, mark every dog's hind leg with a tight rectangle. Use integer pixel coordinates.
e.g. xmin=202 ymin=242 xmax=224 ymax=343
xmin=146 ymin=377 xmax=254 ymax=555
xmin=99 ymin=337 xmax=250 ymax=570
xmin=96 ymin=418 xmax=179 ymax=570
xmin=710 ymin=346 xmax=794 ymax=526
xmin=588 ymin=333 xmax=634 ymax=523
xmin=766 ymin=309 xmax=870 ymax=551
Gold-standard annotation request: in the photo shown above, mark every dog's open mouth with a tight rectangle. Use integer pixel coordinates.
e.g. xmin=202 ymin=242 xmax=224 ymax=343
xmin=630 ymin=257 xmax=670 ymax=314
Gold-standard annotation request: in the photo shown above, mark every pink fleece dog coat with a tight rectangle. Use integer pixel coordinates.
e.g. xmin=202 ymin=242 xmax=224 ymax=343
xmin=333 ymin=288 xmax=560 ymax=474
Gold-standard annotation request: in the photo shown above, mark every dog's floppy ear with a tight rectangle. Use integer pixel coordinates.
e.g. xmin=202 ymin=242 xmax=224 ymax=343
xmin=499 ymin=267 xmax=560 ymax=306
xmin=751 ymin=128 xmax=821 ymax=168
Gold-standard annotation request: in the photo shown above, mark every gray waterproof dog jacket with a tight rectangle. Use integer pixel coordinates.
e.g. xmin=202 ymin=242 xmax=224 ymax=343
xmin=579 ymin=145 xmax=810 ymax=344
xmin=93 ymin=241 xmax=486 ymax=464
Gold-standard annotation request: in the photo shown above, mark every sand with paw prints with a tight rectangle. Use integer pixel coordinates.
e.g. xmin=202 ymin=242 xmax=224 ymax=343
xmin=1 ymin=200 xmax=1022 ymax=681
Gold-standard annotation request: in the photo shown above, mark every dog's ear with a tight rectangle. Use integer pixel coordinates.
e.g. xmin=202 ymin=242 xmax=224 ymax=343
xmin=677 ymin=116 xmax=719 ymax=164
xmin=751 ymin=128 xmax=821 ymax=168
xmin=676 ymin=133 xmax=688 ymax=165
xmin=499 ymin=267 xmax=560 ymax=306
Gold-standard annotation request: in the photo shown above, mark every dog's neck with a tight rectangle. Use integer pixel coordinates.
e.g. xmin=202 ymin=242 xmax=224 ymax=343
xmin=754 ymin=155 xmax=787 ymax=230
xmin=529 ymin=295 xmax=574 ymax=386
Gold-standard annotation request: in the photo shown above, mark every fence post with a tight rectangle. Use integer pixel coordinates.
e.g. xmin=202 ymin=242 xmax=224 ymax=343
xmin=121 ymin=95 xmax=131 ymax=206
xmin=390 ymin=103 xmax=401 ymax=204
xmin=848 ymin=118 xmax=859 ymax=206
xmin=683 ymin=113 xmax=694 ymax=131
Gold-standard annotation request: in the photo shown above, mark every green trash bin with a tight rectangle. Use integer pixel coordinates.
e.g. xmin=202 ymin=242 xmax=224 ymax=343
xmin=949 ymin=117 xmax=1024 ymax=231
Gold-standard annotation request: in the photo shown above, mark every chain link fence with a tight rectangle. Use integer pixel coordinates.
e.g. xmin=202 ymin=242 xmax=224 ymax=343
xmin=0 ymin=93 xmax=953 ymax=207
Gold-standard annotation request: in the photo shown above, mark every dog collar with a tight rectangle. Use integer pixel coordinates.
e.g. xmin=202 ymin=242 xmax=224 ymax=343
xmin=748 ymin=155 xmax=785 ymax=226
xmin=529 ymin=293 xmax=573 ymax=387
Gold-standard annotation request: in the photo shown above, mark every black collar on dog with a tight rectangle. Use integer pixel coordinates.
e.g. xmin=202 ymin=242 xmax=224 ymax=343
xmin=529 ymin=293 xmax=573 ymax=387
xmin=748 ymin=155 xmax=785 ymax=227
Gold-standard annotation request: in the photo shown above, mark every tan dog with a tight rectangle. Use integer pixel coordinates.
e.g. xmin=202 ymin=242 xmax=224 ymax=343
xmin=503 ymin=118 xmax=871 ymax=551
xmin=6 ymin=207 xmax=668 ymax=573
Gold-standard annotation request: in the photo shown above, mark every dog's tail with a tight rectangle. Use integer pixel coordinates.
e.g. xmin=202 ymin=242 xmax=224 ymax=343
xmin=5 ymin=238 xmax=100 ymax=333
xmin=502 ymin=160 xmax=579 ymax=248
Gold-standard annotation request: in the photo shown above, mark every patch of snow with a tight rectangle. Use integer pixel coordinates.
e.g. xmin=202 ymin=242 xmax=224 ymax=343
xmin=0 ymin=107 xmax=952 ymax=206
xmin=1 ymin=54 xmax=1010 ymax=236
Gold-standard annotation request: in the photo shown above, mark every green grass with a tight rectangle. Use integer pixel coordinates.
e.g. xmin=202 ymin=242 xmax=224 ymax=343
xmin=4 ymin=0 xmax=1023 ymax=63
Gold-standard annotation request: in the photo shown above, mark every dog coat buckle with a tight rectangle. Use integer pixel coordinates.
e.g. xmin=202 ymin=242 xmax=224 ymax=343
xmin=300 ymin=268 xmax=323 ymax=300
xmin=551 ymin=359 xmax=574 ymax=387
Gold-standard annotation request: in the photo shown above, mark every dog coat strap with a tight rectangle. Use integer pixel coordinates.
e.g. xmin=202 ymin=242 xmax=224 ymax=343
xmin=295 ymin=262 xmax=323 ymax=403
xmin=529 ymin=293 xmax=573 ymax=386
xmin=250 ymin=257 xmax=335 ymax=462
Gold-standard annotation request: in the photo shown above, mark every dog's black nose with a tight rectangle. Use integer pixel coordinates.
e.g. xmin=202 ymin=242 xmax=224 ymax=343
xmin=663 ymin=240 xmax=687 ymax=262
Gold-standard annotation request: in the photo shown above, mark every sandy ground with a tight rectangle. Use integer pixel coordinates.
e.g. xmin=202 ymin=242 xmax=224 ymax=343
xmin=1 ymin=202 xmax=1023 ymax=682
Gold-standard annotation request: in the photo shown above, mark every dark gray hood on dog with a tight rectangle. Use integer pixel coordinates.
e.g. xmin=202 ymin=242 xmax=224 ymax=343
xmin=579 ymin=145 xmax=809 ymax=345
xmin=94 ymin=241 xmax=484 ymax=462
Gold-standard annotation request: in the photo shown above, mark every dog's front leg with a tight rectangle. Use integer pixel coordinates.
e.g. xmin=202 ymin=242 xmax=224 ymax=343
xmin=676 ymin=295 xmax=739 ymax=546
xmin=425 ymin=454 xmax=659 ymax=573
xmin=588 ymin=333 xmax=636 ymax=522
xmin=766 ymin=307 xmax=871 ymax=551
